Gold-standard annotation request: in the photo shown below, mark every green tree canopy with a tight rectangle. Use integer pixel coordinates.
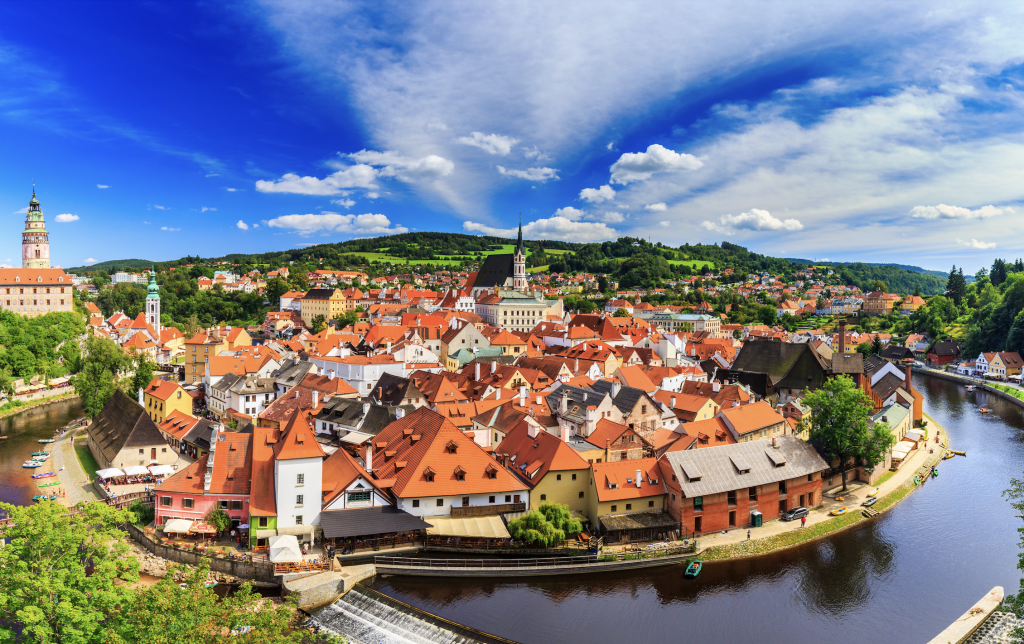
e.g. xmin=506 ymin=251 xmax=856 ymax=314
xmin=204 ymin=508 xmax=232 ymax=533
xmin=506 ymin=502 xmax=582 ymax=546
xmin=73 ymin=336 xmax=127 ymax=418
xmin=613 ymin=307 xmax=630 ymax=317
xmin=799 ymin=375 xmax=896 ymax=491
xmin=310 ymin=314 xmax=327 ymax=334
xmin=129 ymin=353 xmax=155 ymax=396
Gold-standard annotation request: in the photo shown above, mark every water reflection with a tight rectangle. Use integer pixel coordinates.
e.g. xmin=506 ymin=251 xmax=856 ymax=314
xmin=0 ymin=399 xmax=83 ymax=506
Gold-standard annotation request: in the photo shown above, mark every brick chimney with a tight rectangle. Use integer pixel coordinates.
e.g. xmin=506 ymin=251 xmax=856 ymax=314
xmin=839 ymin=319 xmax=847 ymax=355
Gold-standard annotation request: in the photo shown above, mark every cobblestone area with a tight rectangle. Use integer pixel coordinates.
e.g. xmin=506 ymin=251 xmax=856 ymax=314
xmin=126 ymin=539 xmax=245 ymax=584
xmin=965 ymin=611 xmax=1024 ymax=644
xmin=49 ymin=429 xmax=101 ymax=506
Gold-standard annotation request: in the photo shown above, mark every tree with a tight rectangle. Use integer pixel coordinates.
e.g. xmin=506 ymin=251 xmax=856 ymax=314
xmin=506 ymin=502 xmax=581 ymax=546
xmin=872 ymin=280 xmax=887 ymax=293
xmin=913 ymin=285 xmax=921 ymax=297
xmin=800 ymin=375 xmax=896 ymax=491
xmin=265 ymin=276 xmax=290 ymax=303
xmin=7 ymin=344 xmax=36 ymax=378
xmin=871 ymin=335 xmax=883 ymax=356
xmin=757 ymin=304 xmax=777 ymax=326
xmin=992 ymin=258 xmax=1009 ymax=287
xmin=183 ymin=314 xmax=201 ymax=339
xmin=204 ymin=508 xmax=232 ymax=534
xmin=1001 ymin=476 xmax=1024 ymax=642
xmin=129 ymin=353 xmax=155 ymax=396
xmin=947 ymin=265 xmax=967 ymax=306
xmin=334 ymin=311 xmax=358 ymax=330
xmin=310 ymin=314 xmax=327 ymax=334
xmin=598 ymin=275 xmax=608 ymax=292
xmin=73 ymin=336 xmax=126 ymax=418
xmin=613 ymin=307 xmax=630 ymax=317
xmin=0 ymin=500 xmax=140 ymax=644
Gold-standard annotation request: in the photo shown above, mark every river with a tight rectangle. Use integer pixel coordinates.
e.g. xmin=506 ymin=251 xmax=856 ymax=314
xmin=364 ymin=374 xmax=1024 ymax=644
xmin=0 ymin=398 xmax=83 ymax=507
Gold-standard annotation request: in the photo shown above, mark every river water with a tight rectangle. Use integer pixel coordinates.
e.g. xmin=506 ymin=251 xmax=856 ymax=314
xmin=0 ymin=399 xmax=83 ymax=507
xmin=365 ymin=374 xmax=1024 ymax=644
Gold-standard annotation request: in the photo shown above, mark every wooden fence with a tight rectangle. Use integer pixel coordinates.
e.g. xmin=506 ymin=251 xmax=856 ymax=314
xmin=450 ymin=502 xmax=525 ymax=517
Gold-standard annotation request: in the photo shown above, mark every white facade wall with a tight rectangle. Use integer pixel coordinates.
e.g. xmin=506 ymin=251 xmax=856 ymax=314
xmin=394 ymin=491 xmax=530 ymax=518
xmin=274 ymin=456 xmax=324 ymax=528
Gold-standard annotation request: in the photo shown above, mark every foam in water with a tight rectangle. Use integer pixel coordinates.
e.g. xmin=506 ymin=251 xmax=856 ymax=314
xmin=309 ymin=586 xmax=483 ymax=644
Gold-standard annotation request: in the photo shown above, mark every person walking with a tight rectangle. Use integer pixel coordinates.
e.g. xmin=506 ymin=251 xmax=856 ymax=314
xmin=801 ymin=516 xmax=806 ymax=528
xmin=747 ymin=529 xmax=751 ymax=540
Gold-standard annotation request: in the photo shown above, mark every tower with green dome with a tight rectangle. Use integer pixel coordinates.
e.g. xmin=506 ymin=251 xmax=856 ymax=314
xmin=22 ymin=186 xmax=50 ymax=269
xmin=145 ymin=269 xmax=161 ymax=334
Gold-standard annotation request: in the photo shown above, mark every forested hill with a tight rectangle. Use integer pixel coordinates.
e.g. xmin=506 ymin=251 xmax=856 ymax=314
xmin=67 ymin=234 xmax=948 ymax=295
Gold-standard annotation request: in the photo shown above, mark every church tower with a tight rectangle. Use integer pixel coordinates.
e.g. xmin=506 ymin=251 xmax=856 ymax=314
xmin=22 ymin=186 xmax=50 ymax=269
xmin=512 ymin=217 xmax=526 ymax=291
xmin=145 ymin=269 xmax=161 ymax=334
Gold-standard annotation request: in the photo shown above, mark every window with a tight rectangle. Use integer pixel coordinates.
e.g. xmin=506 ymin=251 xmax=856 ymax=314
xmin=295 ymin=516 xmax=303 ymax=525
xmin=625 ymin=503 xmax=632 ymax=510
xmin=611 ymin=505 xmax=617 ymax=512
xmin=648 ymin=500 xmax=655 ymax=508
xmin=161 ymin=448 xmax=167 ymax=453
xmin=749 ymin=486 xmax=758 ymax=501
xmin=230 ymin=500 xmax=243 ymax=510
xmin=139 ymin=449 xmax=144 ymax=455
xmin=183 ymin=498 xmax=194 ymax=509
xmin=579 ymin=491 xmax=584 ymax=498
xmin=412 ymin=500 xmax=420 ymax=508
xmin=540 ymin=494 xmax=547 ymax=501
xmin=295 ymin=495 xmax=304 ymax=507
xmin=807 ymin=474 xmax=814 ymax=482
xmin=572 ymin=473 xmax=577 ymax=481
xmin=436 ymin=498 xmax=444 ymax=507
xmin=296 ymin=473 xmax=304 ymax=486
xmin=489 ymin=496 xmax=495 ymax=503
xmin=462 ymin=497 xmax=469 ymax=506
xmin=348 ymin=491 xmax=371 ymax=503
xmin=219 ymin=500 xmax=229 ymax=510
xmin=694 ymin=496 xmax=703 ymax=510
xmin=779 ymin=480 xmax=787 ymax=493
xmin=258 ymin=517 xmax=268 ymax=528
xmin=556 ymin=474 xmax=561 ymax=481
xmin=505 ymin=495 xmax=512 ymax=502
xmin=161 ymin=496 xmax=172 ymax=507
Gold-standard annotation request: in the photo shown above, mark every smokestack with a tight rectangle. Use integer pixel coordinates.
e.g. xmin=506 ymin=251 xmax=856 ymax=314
xmin=475 ymin=362 xmax=480 ymax=381
xmin=366 ymin=444 xmax=373 ymax=471
xmin=311 ymin=390 xmax=319 ymax=408
xmin=138 ymin=387 xmax=144 ymax=405
xmin=520 ymin=385 xmax=526 ymax=406
xmin=396 ymin=407 xmax=405 ymax=419
xmin=839 ymin=319 xmax=847 ymax=355
xmin=560 ymin=390 xmax=568 ymax=414
xmin=636 ymin=469 xmax=642 ymax=488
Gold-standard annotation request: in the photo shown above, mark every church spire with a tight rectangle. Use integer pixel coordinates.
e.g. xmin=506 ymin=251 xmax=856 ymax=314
xmin=517 ymin=214 xmax=524 ymax=254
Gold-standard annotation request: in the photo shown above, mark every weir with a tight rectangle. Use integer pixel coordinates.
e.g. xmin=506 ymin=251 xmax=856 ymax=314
xmin=308 ymin=586 xmax=516 ymax=644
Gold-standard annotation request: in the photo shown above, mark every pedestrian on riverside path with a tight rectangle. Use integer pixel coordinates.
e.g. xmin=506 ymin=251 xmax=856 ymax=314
xmin=801 ymin=516 xmax=806 ymax=528
xmin=747 ymin=530 xmax=751 ymax=540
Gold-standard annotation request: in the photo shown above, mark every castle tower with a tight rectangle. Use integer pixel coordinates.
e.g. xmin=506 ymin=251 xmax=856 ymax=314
xmin=145 ymin=269 xmax=161 ymax=334
xmin=513 ymin=216 xmax=526 ymax=291
xmin=22 ymin=186 xmax=50 ymax=269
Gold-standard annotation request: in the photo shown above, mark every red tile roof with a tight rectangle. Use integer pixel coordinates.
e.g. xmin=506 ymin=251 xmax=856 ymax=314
xmin=496 ymin=420 xmax=589 ymax=486
xmin=145 ymin=377 xmax=184 ymax=402
xmin=272 ymin=410 xmax=326 ymax=461
xmin=591 ymin=458 xmax=665 ymax=502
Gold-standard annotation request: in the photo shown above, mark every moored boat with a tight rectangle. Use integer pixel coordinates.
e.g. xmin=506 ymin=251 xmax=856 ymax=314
xmin=980 ymin=408 xmax=991 ymax=413
xmin=943 ymin=451 xmax=955 ymax=460
xmin=933 ymin=468 xmax=939 ymax=477
xmin=31 ymin=451 xmax=49 ymax=457
xmin=30 ymin=453 xmax=50 ymax=461
xmin=22 ymin=461 xmax=43 ymax=468
xmin=31 ymin=494 xmax=57 ymax=502
xmin=31 ymin=471 xmax=56 ymax=479
xmin=38 ymin=439 xmax=55 ymax=444
xmin=38 ymin=481 xmax=60 ymax=487
xmin=867 ymin=487 xmax=880 ymax=497
xmin=829 ymin=506 xmax=849 ymax=516
xmin=684 ymin=561 xmax=702 ymax=578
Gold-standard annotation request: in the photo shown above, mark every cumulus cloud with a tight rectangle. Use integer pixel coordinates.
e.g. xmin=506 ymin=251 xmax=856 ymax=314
xmin=645 ymin=202 xmax=667 ymax=211
xmin=236 ymin=220 xmax=249 ymax=230
xmin=347 ymin=150 xmax=454 ymax=182
xmin=96 ymin=184 xmax=109 ymax=189
xmin=521 ymin=146 xmax=551 ymax=161
xmin=497 ymin=166 xmax=559 ymax=182
xmin=456 ymin=132 xmax=518 ymax=155
xmin=255 ymin=165 xmax=378 ymax=196
xmin=152 ymin=205 xmax=168 ymax=210
xmin=54 ymin=213 xmax=79 ymax=222
xmin=610 ymin=144 xmax=703 ymax=184
xmin=910 ymin=204 xmax=1012 ymax=219
xmin=463 ymin=216 xmax=617 ymax=243
xmin=225 ymin=187 xmax=238 ymax=192
xmin=607 ymin=142 xmax=615 ymax=151
xmin=160 ymin=226 xmax=180 ymax=231
xmin=595 ymin=211 xmax=626 ymax=224
xmin=201 ymin=206 xmax=216 ymax=213
xmin=84 ymin=258 xmax=97 ymax=264
xmin=701 ymin=208 xmax=804 ymax=234
xmin=957 ymin=238 xmax=997 ymax=249
xmin=659 ymin=220 xmax=671 ymax=227
xmin=554 ymin=206 xmax=586 ymax=221
xmin=266 ymin=212 xmax=408 ymax=236
xmin=331 ymin=198 xmax=356 ymax=209
xmin=579 ymin=184 xmax=615 ymax=203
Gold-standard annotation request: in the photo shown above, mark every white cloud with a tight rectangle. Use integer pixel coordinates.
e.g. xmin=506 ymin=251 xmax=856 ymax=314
xmin=659 ymin=220 xmax=671 ymax=227
xmin=331 ymin=198 xmax=356 ymax=208
xmin=236 ymin=220 xmax=250 ymax=230
xmin=456 ymin=132 xmax=518 ymax=155
xmin=160 ymin=226 xmax=180 ymax=231
xmin=554 ymin=206 xmax=586 ymax=221
xmin=54 ymin=213 xmax=79 ymax=222
xmin=579 ymin=184 xmax=615 ymax=203
xmin=463 ymin=216 xmax=617 ymax=242
xmin=366 ymin=192 xmax=380 ymax=199
xmin=255 ymin=164 xmax=379 ymax=195
xmin=497 ymin=166 xmax=559 ymax=182
xmin=84 ymin=258 xmax=97 ymax=264
xmin=266 ymin=212 xmax=408 ymax=236
xmin=595 ymin=211 xmax=626 ymax=224
xmin=201 ymin=206 xmax=216 ymax=213
xmin=701 ymin=209 xmax=804 ymax=234
xmin=13 ymin=207 xmax=27 ymax=215
xmin=96 ymin=184 xmax=109 ymax=189
xmin=347 ymin=150 xmax=455 ymax=182
xmin=152 ymin=205 xmax=168 ymax=210
xmin=521 ymin=146 xmax=551 ymax=161
xmin=253 ymin=223 xmax=259 ymax=228
xmin=645 ymin=202 xmax=667 ymax=211
xmin=225 ymin=187 xmax=238 ymax=192
xmin=910 ymin=204 xmax=1012 ymax=219
xmin=206 ymin=173 xmax=219 ymax=178
xmin=607 ymin=142 xmax=615 ymax=151
xmin=957 ymin=238 xmax=997 ymax=249
xmin=610 ymin=144 xmax=703 ymax=184
xmin=143 ymin=221 xmax=151 ymax=225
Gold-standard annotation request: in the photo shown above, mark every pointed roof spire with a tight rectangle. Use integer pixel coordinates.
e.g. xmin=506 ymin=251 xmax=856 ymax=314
xmin=517 ymin=213 xmax=524 ymax=255
xmin=28 ymin=185 xmax=39 ymax=207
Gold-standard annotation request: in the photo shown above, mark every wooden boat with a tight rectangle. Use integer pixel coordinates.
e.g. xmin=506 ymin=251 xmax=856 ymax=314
xmin=37 ymin=439 xmax=55 ymax=444
xmin=31 ymin=451 xmax=49 ymax=457
xmin=868 ymin=487 xmax=880 ymax=497
xmin=22 ymin=461 xmax=43 ymax=468
xmin=38 ymin=481 xmax=60 ymax=487
xmin=943 ymin=451 xmax=955 ymax=460
xmin=829 ymin=506 xmax=849 ymax=516
xmin=31 ymin=472 xmax=56 ymax=479
xmin=684 ymin=561 xmax=702 ymax=578
xmin=951 ymin=450 xmax=967 ymax=457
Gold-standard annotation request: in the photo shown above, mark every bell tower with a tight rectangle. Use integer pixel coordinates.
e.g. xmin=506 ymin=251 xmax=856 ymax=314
xmin=22 ymin=186 xmax=50 ymax=269
xmin=145 ymin=269 xmax=161 ymax=334
xmin=513 ymin=216 xmax=526 ymax=291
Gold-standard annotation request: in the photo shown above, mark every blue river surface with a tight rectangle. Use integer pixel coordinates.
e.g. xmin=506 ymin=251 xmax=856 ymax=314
xmin=365 ymin=374 xmax=1024 ymax=644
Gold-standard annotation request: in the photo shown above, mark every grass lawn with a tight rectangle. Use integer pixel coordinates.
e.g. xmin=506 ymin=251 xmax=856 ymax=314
xmin=75 ymin=444 xmax=101 ymax=479
xmin=527 ymin=265 xmax=549 ymax=273
xmin=544 ymin=249 xmax=573 ymax=255
xmin=668 ymin=259 xmax=715 ymax=269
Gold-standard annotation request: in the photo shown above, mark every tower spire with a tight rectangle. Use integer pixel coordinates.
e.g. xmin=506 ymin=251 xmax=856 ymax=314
xmin=517 ymin=213 xmax=524 ymax=254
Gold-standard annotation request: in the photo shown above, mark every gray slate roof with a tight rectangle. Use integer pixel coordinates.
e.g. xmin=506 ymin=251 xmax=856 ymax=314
xmin=320 ymin=506 xmax=430 ymax=539
xmin=662 ymin=436 xmax=828 ymax=497
xmin=274 ymin=359 xmax=315 ymax=389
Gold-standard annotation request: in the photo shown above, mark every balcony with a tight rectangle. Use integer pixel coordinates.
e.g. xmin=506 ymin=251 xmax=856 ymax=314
xmin=450 ymin=502 xmax=525 ymax=517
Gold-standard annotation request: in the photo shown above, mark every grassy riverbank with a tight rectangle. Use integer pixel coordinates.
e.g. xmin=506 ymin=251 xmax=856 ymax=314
xmin=75 ymin=444 xmax=100 ymax=480
xmin=0 ymin=392 xmax=80 ymax=422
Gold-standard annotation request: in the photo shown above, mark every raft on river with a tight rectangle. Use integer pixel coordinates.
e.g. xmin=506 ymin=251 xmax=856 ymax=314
xmin=684 ymin=561 xmax=702 ymax=578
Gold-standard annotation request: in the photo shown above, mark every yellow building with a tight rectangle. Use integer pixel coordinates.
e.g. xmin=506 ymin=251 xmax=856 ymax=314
xmin=299 ymin=288 xmax=347 ymax=327
xmin=142 ymin=377 xmax=193 ymax=424
xmin=0 ymin=269 xmax=74 ymax=318
xmin=183 ymin=326 xmax=252 ymax=385
xmin=496 ymin=423 xmax=591 ymax=514
xmin=587 ymin=458 xmax=667 ymax=530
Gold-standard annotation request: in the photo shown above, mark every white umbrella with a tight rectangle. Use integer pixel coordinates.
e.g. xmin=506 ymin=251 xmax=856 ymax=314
xmin=163 ymin=519 xmax=194 ymax=535
xmin=122 ymin=466 xmax=149 ymax=476
xmin=96 ymin=468 xmax=125 ymax=479
xmin=148 ymin=464 xmax=175 ymax=476
xmin=267 ymin=535 xmax=303 ymax=563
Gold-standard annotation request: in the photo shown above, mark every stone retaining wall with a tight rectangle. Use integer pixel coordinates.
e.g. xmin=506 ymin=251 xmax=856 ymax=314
xmin=375 ymin=552 xmax=693 ymax=577
xmin=284 ymin=565 xmax=375 ymax=609
xmin=917 ymin=368 xmax=1024 ymax=409
xmin=926 ymin=586 xmax=1004 ymax=644
xmin=125 ymin=523 xmax=277 ymax=584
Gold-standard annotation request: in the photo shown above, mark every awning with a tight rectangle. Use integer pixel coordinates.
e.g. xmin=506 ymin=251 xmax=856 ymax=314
xmin=96 ymin=468 xmax=125 ymax=479
xmin=339 ymin=431 xmax=374 ymax=445
xmin=255 ymin=529 xmax=278 ymax=539
xmin=163 ymin=519 xmax=193 ymax=534
xmin=276 ymin=525 xmax=316 ymax=541
xmin=149 ymin=464 xmax=175 ymax=476
xmin=892 ymin=442 xmax=913 ymax=458
xmin=191 ymin=522 xmax=217 ymax=534
xmin=425 ymin=515 xmax=510 ymax=539
xmin=320 ymin=506 xmax=430 ymax=539
xmin=122 ymin=466 xmax=149 ymax=476
xmin=268 ymin=535 xmax=303 ymax=563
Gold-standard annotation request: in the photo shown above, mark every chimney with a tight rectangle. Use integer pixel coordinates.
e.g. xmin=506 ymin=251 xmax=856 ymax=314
xmin=329 ymin=369 xmax=335 ymax=380
xmin=839 ymin=320 xmax=847 ymax=355
xmin=475 ymin=362 xmax=481 ymax=381
xmin=670 ymin=396 xmax=676 ymax=409
xmin=560 ymin=421 xmax=569 ymax=443
xmin=713 ymin=381 xmax=721 ymax=393
xmin=574 ymin=358 xmax=579 ymax=374
xmin=772 ymin=436 xmax=778 ymax=448
xmin=520 ymin=385 xmax=527 ymax=406
xmin=496 ymin=388 xmax=501 ymax=400
xmin=311 ymin=390 xmax=319 ymax=408
xmin=536 ymin=395 xmax=542 ymax=405
xmin=396 ymin=407 xmax=405 ymax=419
xmin=905 ymin=364 xmax=912 ymax=388
xmin=138 ymin=387 xmax=144 ymax=405
xmin=528 ymin=423 xmax=539 ymax=439
xmin=611 ymin=381 xmax=621 ymax=398
xmin=636 ymin=469 xmax=642 ymax=488
xmin=362 ymin=402 xmax=370 ymax=416
xmin=560 ymin=390 xmax=568 ymax=414
xmin=366 ymin=444 xmax=373 ymax=471
xmin=585 ymin=406 xmax=597 ymax=435
xmin=491 ymin=360 xmax=498 ymax=374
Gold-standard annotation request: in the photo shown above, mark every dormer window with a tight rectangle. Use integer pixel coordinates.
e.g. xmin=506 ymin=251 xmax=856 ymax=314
xmin=454 ymin=465 xmax=466 ymax=481
xmin=423 ymin=466 xmax=435 ymax=482
xmin=485 ymin=464 xmax=498 ymax=479
xmin=446 ymin=440 xmax=458 ymax=454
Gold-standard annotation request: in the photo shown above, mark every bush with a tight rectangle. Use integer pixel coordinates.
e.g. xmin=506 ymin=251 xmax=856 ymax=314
xmin=506 ymin=502 xmax=583 ymax=547
xmin=127 ymin=500 xmax=155 ymax=527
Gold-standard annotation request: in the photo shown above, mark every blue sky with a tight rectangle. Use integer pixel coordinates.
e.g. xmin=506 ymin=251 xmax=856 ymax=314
xmin=2 ymin=1 xmax=1024 ymax=272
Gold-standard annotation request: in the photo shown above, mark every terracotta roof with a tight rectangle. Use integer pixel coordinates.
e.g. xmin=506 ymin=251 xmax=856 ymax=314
xmin=145 ymin=377 xmax=184 ymax=402
xmin=122 ymin=333 xmax=157 ymax=351
xmin=300 ymin=372 xmax=359 ymax=397
xmin=718 ymin=400 xmax=784 ymax=436
xmin=615 ymin=365 xmax=657 ymax=393
xmin=259 ymin=386 xmax=324 ymax=426
xmin=591 ymin=458 xmax=665 ymax=502
xmin=273 ymin=410 xmax=325 ymax=460
xmin=665 ymin=417 xmax=735 ymax=451
xmin=207 ymin=431 xmax=254 ymax=494
xmin=321 ymin=446 xmax=387 ymax=506
xmin=155 ymin=455 xmax=206 ymax=494
xmin=0 ymin=268 xmax=71 ymax=285
xmin=496 ymin=420 xmax=589 ymax=487
xmin=583 ymin=418 xmax=651 ymax=450
xmin=250 ymin=427 xmax=279 ymax=516
xmin=157 ymin=410 xmax=200 ymax=441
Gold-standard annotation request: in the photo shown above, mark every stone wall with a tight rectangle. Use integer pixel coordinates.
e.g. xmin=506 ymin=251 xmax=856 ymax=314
xmin=284 ymin=565 xmax=375 ymax=610
xmin=917 ymin=368 xmax=1024 ymax=410
xmin=125 ymin=523 xmax=277 ymax=584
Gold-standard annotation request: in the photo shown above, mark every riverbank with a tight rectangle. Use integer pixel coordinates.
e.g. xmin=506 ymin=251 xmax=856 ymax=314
xmin=0 ymin=391 xmax=79 ymax=425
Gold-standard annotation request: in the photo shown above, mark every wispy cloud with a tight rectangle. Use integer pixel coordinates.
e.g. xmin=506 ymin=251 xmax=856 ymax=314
xmin=957 ymin=238 xmax=997 ymax=249
xmin=497 ymin=166 xmax=558 ymax=182
xmin=331 ymin=198 xmax=356 ymax=209
xmin=96 ymin=184 xmax=109 ymax=189
xmin=151 ymin=205 xmax=168 ymax=210
xmin=160 ymin=226 xmax=180 ymax=231
xmin=456 ymin=132 xmax=518 ymax=155
xmin=645 ymin=203 xmax=667 ymax=212
xmin=54 ymin=213 xmax=79 ymax=222
xmin=911 ymin=204 xmax=1012 ymax=220
xmin=464 ymin=216 xmax=617 ymax=242
xmin=266 ymin=212 xmax=408 ymax=236
xmin=201 ymin=206 xmax=216 ymax=213
xmin=225 ymin=187 xmax=239 ymax=192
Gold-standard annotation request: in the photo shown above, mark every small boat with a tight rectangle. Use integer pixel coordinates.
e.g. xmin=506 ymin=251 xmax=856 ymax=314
xmin=932 ymin=468 xmax=939 ymax=477
xmin=980 ymin=408 xmax=991 ymax=414
xmin=31 ymin=495 xmax=57 ymax=502
xmin=943 ymin=451 xmax=955 ymax=460
xmin=913 ymin=475 xmax=920 ymax=485
xmin=30 ymin=453 xmax=50 ymax=462
xmin=31 ymin=472 xmax=56 ymax=479
xmin=684 ymin=561 xmax=702 ymax=578
xmin=22 ymin=461 xmax=43 ymax=468
xmin=30 ymin=451 xmax=49 ymax=457
xmin=38 ymin=439 xmax=55 ymax=444
xmin=829 ymin=506 xmax=849 ymax=516
xmin=967 ymin=385 xmax=975 ymax=391
xmin=951 ymin=450 xmax=967 ymax=457
xmin=867 ymin=487 xmax=880 ymax=497
xmin=38 ymin=481 xmax=60 ymax=487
